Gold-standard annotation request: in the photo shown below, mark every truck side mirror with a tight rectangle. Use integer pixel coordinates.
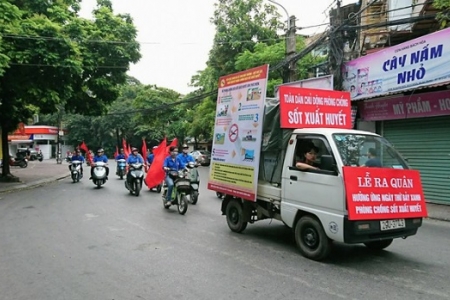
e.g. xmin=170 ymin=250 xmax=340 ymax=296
xmin=320 ymin=155 xmax=336 ymax=172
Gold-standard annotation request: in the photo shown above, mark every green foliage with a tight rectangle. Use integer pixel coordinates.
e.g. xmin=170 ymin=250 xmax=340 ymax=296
xmin=0 ymin=0 xmax=140 ymax=175
xmin=434 ymin=0 xmax=450 ymax=28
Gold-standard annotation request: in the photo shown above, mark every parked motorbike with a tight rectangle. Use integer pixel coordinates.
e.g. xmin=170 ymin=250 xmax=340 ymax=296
xmin=116 ymin=159 xmax=127 ymax=179
xmin=125 ymin=163 xmax=145 ymax=196
xmin=162 ymin=169 xmax=190 ymax=215
xmin=91 ymin=161 xmax=108 ymax=188
xmin=186 ymin=161 xmax=200 ymax=204
xmin=9 ymin=156 xmax=28 ymax=168
xmin=37 ymin=152 xmax=43 ymax=162
xmin=70 ymin=160 xmax=83 ymax=183
xmin=65 ymin=155 xmax=72 ymax=163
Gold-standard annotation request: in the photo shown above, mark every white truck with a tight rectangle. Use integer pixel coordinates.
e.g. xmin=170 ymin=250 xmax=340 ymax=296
xmin=217 ymin=101 xmax=425 ymax=261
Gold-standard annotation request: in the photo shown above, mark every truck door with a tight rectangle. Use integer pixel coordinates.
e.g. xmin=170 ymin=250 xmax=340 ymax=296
xmin=281 ymin=135 xmax=345 ymax=230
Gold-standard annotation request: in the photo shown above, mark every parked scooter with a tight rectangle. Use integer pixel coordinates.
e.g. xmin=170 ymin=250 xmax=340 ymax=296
xmin=70 ymin=160 xmax=83 ymax=183
xmin=9 ymin=156 xmax=28 ymax=168
xmin=91 ymin=161 xmax=108 ymax=188
xmin=186 ymin=161 xmax=200 ymax=204
xmin=162 ymin=169 xmax=190 ymax=215
xmin=116 ymin=159 xmax=127 ymax=179
xmin=125 ymin=163 xmax=145 ymax=196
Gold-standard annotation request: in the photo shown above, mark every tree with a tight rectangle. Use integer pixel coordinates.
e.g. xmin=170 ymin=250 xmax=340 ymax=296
xmin=235 ymin=37 xmax=326 ymax=96
xmin=0 ymin=0 xmax=140 ymax=179
xmin=434 ymin=0 xmax=450 ymax=28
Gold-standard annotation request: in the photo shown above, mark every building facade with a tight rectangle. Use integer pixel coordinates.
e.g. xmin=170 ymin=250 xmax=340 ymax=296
xmin=341 ymin=2 xmax=450 ymax=205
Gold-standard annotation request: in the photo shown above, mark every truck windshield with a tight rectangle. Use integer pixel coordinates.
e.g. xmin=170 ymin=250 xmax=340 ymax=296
xmin=332 ymin=133 xmax=408 ymax=169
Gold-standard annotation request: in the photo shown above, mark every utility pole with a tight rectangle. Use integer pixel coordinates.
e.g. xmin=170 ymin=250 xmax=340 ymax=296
xmin=286 ymin=15 xmax=297 ymax=83
xmin=268 ymin=0 xmax=296 ymax=83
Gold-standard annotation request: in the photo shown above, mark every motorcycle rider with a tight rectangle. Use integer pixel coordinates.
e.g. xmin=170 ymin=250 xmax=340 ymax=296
xmin=69 ymin=149 xmax=85 ymax=176
xmin=163 ymin=146 xmax=185 ymax=206
xmin=90 ymin=148 xmax=109 ymax=180
xmin=177 ymin=144 xmax=195 ymax=166
xmin=115 ymin=148 xmax=126 ymax=160
xmin=147 ymin=146 xmax=157 ymax=165
xmin=126 ymin=147 xmax=144 ymax=187
xmin=115 ymin=148 xmax=126 ymax=175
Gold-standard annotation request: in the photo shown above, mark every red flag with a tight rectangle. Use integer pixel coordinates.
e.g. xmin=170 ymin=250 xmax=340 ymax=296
xmin=142 ymin=138 xmax=148 ymax=172
xmin=114 ymin=146 xmax=119 ymax=159
xmin=165 ymin=138 xmax=178 ymax=154
xmin=122 ymin=138 xmax=129 ymax=159
xmin=79 ymin=141 xmax=93 ymax=164
xmin=145 ymin=138 xmax=167 ymax=189
xmin=128 ymin=144 xmax=132 ymax=156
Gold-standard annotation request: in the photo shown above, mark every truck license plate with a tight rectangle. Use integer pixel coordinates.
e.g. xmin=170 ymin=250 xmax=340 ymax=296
xmin=380 ymin=219 xmax=405 ymax=231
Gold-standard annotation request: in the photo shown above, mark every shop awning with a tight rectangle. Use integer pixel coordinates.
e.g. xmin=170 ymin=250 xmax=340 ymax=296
xmin=352 ymin=80 xmax=450 ymax=101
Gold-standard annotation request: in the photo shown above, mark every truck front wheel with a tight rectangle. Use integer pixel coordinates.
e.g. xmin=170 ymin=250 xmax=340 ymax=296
xmin=364 ymin=239 xmax=393 ymax=250
xmin=295 ymin=216 xmax=331 ymax=261
xmin=226 ymin=200 xmax=248 ymax=233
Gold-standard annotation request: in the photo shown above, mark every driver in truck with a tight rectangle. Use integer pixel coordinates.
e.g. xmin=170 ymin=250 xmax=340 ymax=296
xmin=295 ymin=143 xmax=320 ymax=170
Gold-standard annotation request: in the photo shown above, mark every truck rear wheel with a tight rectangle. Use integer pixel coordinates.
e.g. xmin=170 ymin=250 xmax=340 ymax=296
xmin=364 ymin=239 xmax=393 ymax=250
xmin=226 ymin=200 xmax=247 ymax=233
xmin=295 ymin=216 xmax=331 ymax=261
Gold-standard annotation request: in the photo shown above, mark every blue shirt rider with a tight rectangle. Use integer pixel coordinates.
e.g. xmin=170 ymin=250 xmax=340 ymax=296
xmin=147 ymin=146 xmax=158 ymax=165
xmin=90 ymin=148 xmax=109 ymax=179
xmin=126 ymin=147 xmax=144 ymax=185
xmin=115 ymin=148 xmax=126 ymax=160
xmin=163 ymin=146 xmax=185 ymax=206
xmin=177 ymin=144 xmax=195 ymax=166
xmin=70 ymin=150 xmax=85 ymax=175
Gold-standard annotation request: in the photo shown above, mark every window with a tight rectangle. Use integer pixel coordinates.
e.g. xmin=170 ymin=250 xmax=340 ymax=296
xmin=332 ymin=133 xmax=408 ymax=169
xmin=294 ymin=136 xmax=337 ymax=173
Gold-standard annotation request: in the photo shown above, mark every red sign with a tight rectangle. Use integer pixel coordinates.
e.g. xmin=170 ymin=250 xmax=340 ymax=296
xmin=359 ymin=90 xmax=450 ymax=121
xmin=279 ymin=87 xmax=352 ymax=129
xmin=343 ymin=167 xmax=428 ymax=220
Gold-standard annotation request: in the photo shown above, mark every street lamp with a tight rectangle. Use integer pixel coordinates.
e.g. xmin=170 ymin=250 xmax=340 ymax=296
xmin=267 ymin=0 xmax=297 ymax=82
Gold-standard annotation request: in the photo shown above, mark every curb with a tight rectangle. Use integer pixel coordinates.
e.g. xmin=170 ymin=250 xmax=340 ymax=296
xmin=425 ymin=216 xmax=450 ymax=223
xmin=0 ymin=174 xmax=70 ymax=194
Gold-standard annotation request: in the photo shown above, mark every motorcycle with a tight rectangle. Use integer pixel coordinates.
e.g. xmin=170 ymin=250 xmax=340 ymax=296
xmin=70 ymin=160 xmax=83 ymax=183
xmin=162 ymin=169 xmax=190 ymax=215
xmin=9 ymin=156 xmax=28 ymax=168
xmin=186 ymin=161 xmax=200 ymax=204
xmin=116 ymin=159 xmax=127 ymax=179
xmin=91 ymin=161 xmax=108 ymax=188
xmin=37 ymin=152 xmax=43 ymax=162
xmin=125 ymin=163 xmax=145 ymax=196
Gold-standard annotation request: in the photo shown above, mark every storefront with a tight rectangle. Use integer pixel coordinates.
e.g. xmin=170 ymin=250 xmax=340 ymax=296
xmin=342 ymin=27 xmax=450 ymax=205
xmin=358 ymin=90 xmax=450 ymax=204
xmin=8 ymin=125 xmax=71 ymax=160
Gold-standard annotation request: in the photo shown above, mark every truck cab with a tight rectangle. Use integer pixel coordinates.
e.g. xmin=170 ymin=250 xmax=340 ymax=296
xmin=221 ymin=128 xmax=424 ymax=261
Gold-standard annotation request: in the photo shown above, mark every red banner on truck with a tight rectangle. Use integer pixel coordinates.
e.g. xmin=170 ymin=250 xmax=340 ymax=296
xmin=279 ymin=86 xmax=352 ymax=129
xmin=343 ymin=167 xmax=428 ymax=220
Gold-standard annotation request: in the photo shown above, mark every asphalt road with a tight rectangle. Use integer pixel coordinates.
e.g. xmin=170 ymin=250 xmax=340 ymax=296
xmin=0 ymin=163 xmax=449 ymax=300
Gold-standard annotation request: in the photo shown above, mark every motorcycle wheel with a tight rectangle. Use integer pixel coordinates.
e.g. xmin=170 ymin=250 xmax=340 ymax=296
xmin=135 ymin=181 xmax=141 ymax=197
xmin=120 ymin=174 xmax=123 ymax=180
xmin=72 ymin=174 xmax=77 ymax=183
xmin=177 ymin=194 xmax=188 ymax=215
xmin=156 ymin=184 xmax=162 ymax=193
xmin=38 ymin=158 xmax=43 ymax=162
xmin=19 ymin=161 xmax=27 ymax=168
xmin=190 ymin=191 xmax=199 ymax=205
xmin=96 ymin=181 xmax=101 ymax=188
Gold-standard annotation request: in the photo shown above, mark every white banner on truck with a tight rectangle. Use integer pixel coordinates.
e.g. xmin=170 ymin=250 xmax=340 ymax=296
xmin=208 ymin=65 xmax=269 ymax=201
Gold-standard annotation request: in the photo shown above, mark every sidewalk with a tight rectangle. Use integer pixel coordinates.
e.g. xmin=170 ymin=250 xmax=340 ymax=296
xmin=0 ymin=161 xmax=449 ymax=222
xmin=0 ymin=159 xmax=69 ymax=194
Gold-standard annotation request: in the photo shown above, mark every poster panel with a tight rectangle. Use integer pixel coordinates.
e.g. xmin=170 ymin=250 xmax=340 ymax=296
xmin=207 ymin=65 xmax=269 ymax=201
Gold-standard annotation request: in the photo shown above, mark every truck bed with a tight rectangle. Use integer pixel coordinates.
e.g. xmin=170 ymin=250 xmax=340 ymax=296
xmin=257 ymin=180 xmax=281 ymax=202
